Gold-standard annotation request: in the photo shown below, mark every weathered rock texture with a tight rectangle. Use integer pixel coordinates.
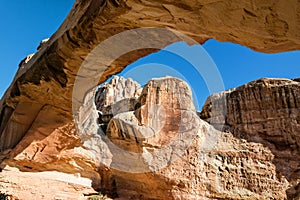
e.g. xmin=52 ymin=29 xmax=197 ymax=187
xmin=106 ymin=77 xmax=198 ymax=165
xmin=1 ymin=72 xmax=300 ymax=199
xmin=1 ymin=122 xmax=102 ymax=188
xmin=201 ymin=78 xmax=300 ymax=199
xmin=93 ymin=77 xmax=290 ymax=199
xmin=0 ymin=0 xmax=300 ymax=199
xmin=0 ymin=166 xmax=100 ymax=200
xmin=1 ymin=0 xmax=300 ymax=154
xmin=95 ymin=76 xmax=142 ymax=128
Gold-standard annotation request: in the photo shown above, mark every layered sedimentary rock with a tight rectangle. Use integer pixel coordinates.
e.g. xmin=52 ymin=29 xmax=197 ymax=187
xmin=1 ymin=0 xmax=300 ymax=154
xmin=106 ymin=77 xmax=199 ymax=166
xmin=95 ymin=76 xmax=142 ymax=128
xmin=0 ymin=0 xmax=300 ymax=199
xmin=93 ymin=77 xmax=289 ymax=199
xmin=0 ymin=166 xmax=99 ymax=200
xmin=201 ymin=78 xmax=300 ymax=199
xmin=1 ymin=74 xmax=299 ymax=199
xmin=1 ymin=122 xmax=102 ymax=189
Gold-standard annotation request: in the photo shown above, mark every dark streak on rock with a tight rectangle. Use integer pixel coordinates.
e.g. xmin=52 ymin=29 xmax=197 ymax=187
xmin=243 ymin=8 xmax=257 ymax=17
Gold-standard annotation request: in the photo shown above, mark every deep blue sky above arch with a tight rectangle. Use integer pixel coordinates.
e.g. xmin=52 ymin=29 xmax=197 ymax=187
xmin=0 ymin=1 xmax=299 ymax=110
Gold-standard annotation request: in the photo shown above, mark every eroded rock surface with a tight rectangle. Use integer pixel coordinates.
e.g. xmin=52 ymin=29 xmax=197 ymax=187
xmin=1 ymin=0 xmax=300 ymax=154
xmin=201 ymin=78 xmax=300 ymax=199
xmin=1 ymin=74 xmax=299 ymax=199
xmin=0 ymin=0 xmax=300 ymax=199
xmin=0 ymin=166 xmax=99 ymax=200
xmin=106 ymin=77 xmax=199 ymax=168
xmin=91 ymin=77 xmax=289 ymax=199
xmin=95 ymin=76 xmax=142 ymax=129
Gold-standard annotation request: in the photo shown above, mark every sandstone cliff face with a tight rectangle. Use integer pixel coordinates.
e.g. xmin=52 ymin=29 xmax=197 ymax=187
xmin=1 ymin=0 xmax=300 ymax=155
xmin=0 ymin=75 xmax=298 ymax=199
xmin=201 ymin=78 xmax=300 ymax=199
xmin=106 ymin=77 xmax=199 ymax=169
xmin=0 ymin=0 xmax=300 ymax=199
xmin=95 ymin=76 xmax=142 ymax=129
xmin=91 ymin=77 xmax=288 ymax=199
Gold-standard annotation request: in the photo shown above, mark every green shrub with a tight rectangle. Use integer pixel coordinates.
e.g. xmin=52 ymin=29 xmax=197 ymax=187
xmin=0 ymin=192 xmax=9 ymax=200
xmin=87 ymin=192 xmax=107 ymax=200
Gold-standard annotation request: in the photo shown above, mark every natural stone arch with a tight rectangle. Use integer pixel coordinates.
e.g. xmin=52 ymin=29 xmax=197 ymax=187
xmin=0 ymin=0 xmax=299 ymax=199
xmin=1 ymin=0 xmax=299 ymax=151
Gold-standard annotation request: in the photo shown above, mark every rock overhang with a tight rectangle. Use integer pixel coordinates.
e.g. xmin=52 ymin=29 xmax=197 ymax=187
xmin=0 ymin=0 xmax=300 ymax=198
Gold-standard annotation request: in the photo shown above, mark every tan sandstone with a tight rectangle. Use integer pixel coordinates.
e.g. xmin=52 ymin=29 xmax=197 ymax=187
xmin=0 ymin=0 xmax=299 ymax=199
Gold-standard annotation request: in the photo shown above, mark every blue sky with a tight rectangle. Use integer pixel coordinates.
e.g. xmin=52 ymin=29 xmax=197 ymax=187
xmin=118 ymin=41 xmax=300 ymax=109
xmin=0 ymin=0 xmax=74 ymax=98
xmin=1 ymin=1 xmax=299 ymax=110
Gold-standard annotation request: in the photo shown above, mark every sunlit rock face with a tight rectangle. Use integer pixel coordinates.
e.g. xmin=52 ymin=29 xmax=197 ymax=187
xmin=0 ymin=75 xmax=298 ymax=199
xmin=105 ymin=77 xmax=199 ymax=167
xmin=1 ymin=0 xmax=300 ymax=154
xmin=0 ymin=0 xmax=300 ymax=198
xmin=92 ymin=77 xmax=288 ymax=199
xmin=95 ymin=76 xmax=142 ymax=131
xmin=201 ymin=78 xmax=300 ymax=199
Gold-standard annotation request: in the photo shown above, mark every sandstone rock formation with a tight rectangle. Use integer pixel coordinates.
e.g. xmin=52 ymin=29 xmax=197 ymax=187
xmin=0 ymin=0 xmax=300 ymax=199
xmin=95 ymin=76 xmax=142 ymax=130
xmin=0 ymin=166 xmax=100 ymax=200
xmin=1 ymin=122 xmax=102 ymax=188
xmin=1 ymin=0 xmax=300 ymax=154
xmin=201 ymin=78 xmax=300 ymax=199
xmin=95 ymin=77 xmax=290 ymax=199
xmin=105 ymin=77 xmax=199 ymax=170
xmin=1 ymin=73 xmax=299 ymax=199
